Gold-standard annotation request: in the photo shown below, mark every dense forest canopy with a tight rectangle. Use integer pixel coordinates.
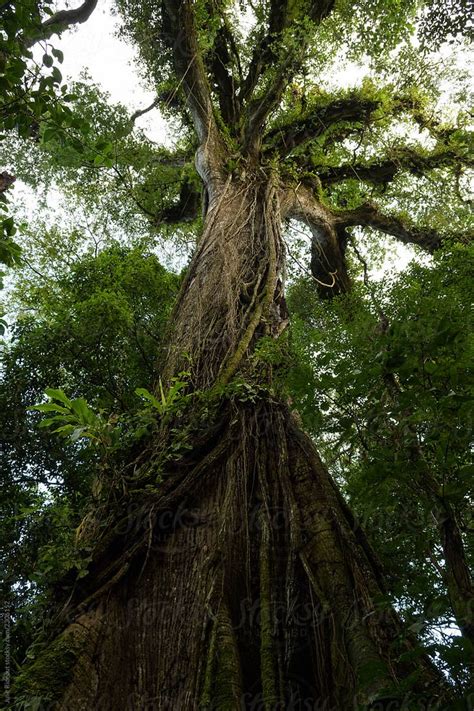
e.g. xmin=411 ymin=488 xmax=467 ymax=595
xmin=0 ymin=0 xmax=473 ymax=709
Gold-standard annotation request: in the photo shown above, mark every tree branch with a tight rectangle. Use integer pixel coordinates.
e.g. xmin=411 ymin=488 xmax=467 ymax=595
xmin=239 ymin=0 xmax=293 ymax=108
xmin=265 ymin=96 xmax=380 ymax=158
xmin=241 ymin=0 xmax=336 ymax=155
xmin=202 ymin=1 xmax=243 ymax=127
xmin=284 ymin=184 xmax=351 ymax=297
xmin=335 ymin=202 xmax=472 ymax=252
xmin=162 ymin=0 xmax=225 ymax=192
xmin=24 ymin=0 xmax=98 ymax=47
xmin=129 ymin=98 xmax=160 ymax=124
xmin=207 ymin=23 xmax=240 ymax=126
xmin=318 ymin=147 xmax=473 ymax=187
xmin=240 ymin=0 xmax=334 ymax=108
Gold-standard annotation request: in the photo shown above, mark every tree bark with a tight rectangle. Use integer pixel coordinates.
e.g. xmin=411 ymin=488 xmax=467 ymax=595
xmin=16 ymin=175 xmax=449 ymax=710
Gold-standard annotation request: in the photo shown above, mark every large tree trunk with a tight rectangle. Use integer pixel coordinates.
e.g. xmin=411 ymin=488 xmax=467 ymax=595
xmin=17 ymin=175 xmax=448 ymax=709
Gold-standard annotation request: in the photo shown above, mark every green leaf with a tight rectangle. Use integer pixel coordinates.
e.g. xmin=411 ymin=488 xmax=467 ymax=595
xmin=38 ymin=415 xmax=69 ymax=428
xmin=3 ymin=216 xmax=15 ymax=236
xmin=28 ymin=402 xmax=69 ymax=414
xmin=51 ymin=424 xmax=76 ymax=436
xmin=51 ymin=48 xmax=64 ymax=64
xmin=70 ymin=397 xmax=96 ymax=424
xmin=42 ymin=126 xmax=61 ymax=144
xmin=70 ymin=427 xmax=86 ymax=442
xmin=44 ymin=388 xmax=73 ymax=407
xmin=135 ymin=387 xmax=163 ymax=411
xmin=424 ymin=360 xmax=437 ymax=374
xmin=52 ymin=66 xmax=62 ymax=84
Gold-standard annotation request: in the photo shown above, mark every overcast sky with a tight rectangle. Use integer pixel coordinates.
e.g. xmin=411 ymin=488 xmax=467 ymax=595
xmin=49 ymin=0 xmax=168 ymax=142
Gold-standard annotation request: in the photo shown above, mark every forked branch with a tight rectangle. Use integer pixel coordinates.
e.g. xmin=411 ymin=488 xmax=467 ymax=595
xmin=241 ymin=0 xmax=336 ymax=155
xmin=239 ymin=0 xmax=296 ymax=107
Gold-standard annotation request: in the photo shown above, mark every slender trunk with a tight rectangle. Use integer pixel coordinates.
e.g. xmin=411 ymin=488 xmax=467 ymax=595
xmin=416 ymin=456 xmax=474 ymax=646
xmin=437 ymin=501 xmax=474 ymax=644
xmin=15 ymin=175 xmax=449 ymax=710
xmin=382 ymin=365 xmax=473 ymax=646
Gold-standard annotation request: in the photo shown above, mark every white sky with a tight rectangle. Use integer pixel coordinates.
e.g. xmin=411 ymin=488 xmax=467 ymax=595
xmin=45 ymin=0 xmax=168 ymax=142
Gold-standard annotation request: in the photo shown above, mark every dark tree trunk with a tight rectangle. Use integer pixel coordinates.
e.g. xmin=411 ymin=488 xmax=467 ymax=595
xmin=16 ymin=175 xmax=449 ymax=710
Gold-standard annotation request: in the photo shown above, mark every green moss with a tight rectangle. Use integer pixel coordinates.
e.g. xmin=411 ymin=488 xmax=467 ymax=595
xmin=12 ymin=626 xmax=86 ymax=707
xmin=200 ymin=617 xmax=218 ymax=708
xmin=200 ymin=603 xmax=242 ymax=710
xmin=214 ymin=609 xmax=242 ymax=709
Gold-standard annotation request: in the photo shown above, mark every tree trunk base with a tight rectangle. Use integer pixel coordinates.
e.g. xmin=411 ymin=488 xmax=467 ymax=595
xmin=15 ymin=400 xmax=447 ymax=710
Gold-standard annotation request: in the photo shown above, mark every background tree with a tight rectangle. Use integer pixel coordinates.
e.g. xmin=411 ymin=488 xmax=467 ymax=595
xmin=1 ymin=0 xmax=472 ymax=709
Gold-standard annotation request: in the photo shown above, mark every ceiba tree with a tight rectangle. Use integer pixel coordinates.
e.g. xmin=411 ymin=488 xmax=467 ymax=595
xmin=14 ymin=0 xmax=473 ymax=708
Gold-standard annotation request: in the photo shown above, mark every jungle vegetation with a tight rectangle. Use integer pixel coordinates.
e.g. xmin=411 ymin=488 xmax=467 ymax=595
xmin=0 ymin=0 xmax=473 ymax=708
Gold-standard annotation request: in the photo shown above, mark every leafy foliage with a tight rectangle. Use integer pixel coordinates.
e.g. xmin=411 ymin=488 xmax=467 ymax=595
xmin=0 ymin=244 xmax=179 ymax=679
xmin=0 ymin=0 xmax=96 ymax=270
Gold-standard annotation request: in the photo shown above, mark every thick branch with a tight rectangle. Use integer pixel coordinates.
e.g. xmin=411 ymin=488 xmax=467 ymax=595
xmin=24 ymin=0 xmax=98 ymax=47
xmin=284 ymin=184 xmax=351 ymax=297
xmin=266 ymin=97 xmax=380 ymax=158
xmin=243 ymin=53 xmax=297 ymax=155
xmin=240 ymin=0 xmax=334 ymax=107
xmin=318 ymin=147 xmax=473 ymax=186
xmin=208 ymin=24 xmax=240 ymax=126
xmin=239 ymin=0 xmax=293 ymax=108
xmin=335 ymin=202 xmax=472 ymax=252
xmin=241 ymin=1 xmax=335 ymax=155
xmin=162 ymin=0 xmax=225 ymax=191
xmin=204 ymin=1 xmax=243 ymax=128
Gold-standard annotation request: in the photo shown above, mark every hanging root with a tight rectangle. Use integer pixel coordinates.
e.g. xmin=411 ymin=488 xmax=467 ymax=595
xmin=164 ymin=174 xmax=285 ymax=389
